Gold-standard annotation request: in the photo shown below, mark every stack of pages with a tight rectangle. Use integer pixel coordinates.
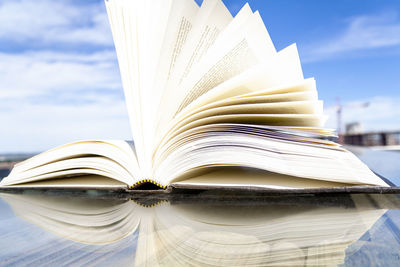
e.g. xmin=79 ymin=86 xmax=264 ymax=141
xmin=0 ymin=0 xmax=388 ymax=189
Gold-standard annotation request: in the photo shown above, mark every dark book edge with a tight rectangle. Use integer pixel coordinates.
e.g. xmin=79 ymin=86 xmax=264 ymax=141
xmin=1 ymin=184 xmax=400 ymax=195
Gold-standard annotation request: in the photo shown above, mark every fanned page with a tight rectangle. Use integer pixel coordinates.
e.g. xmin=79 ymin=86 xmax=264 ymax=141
xmin=110 ymin=0 xmax=385 ymax=188
xmin=1 ymin=0 xmax=389 ymax=189
xmin=0 ymin=141 xmax=139 ymax=187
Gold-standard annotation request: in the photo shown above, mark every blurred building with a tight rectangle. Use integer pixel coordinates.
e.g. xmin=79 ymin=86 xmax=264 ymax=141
xmin=344 ymin=129 xmax=400 ymax=148
xmin=345 ymin=122 xmax=363 ymax=135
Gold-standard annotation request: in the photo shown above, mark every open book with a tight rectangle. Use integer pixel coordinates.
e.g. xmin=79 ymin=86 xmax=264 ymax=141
xmin=0 ymin=0 xmax=388 ymax=189
xmin=0 ymin=192 xmax=388 ymax=266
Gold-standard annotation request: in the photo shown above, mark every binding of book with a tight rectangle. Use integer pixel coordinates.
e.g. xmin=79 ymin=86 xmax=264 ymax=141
xmin=0 ymin=0 xmax=389 ymax=189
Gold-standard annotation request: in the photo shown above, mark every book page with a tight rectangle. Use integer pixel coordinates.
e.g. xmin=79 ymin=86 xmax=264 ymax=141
xmin=154 ymin=44 xmax=302 ymax=147
xmin=157 ymin=10 xmax=276 ymax=137
xmin=136 ymin=0 xmax=174 ymax=174
xmin=106 ymin=0 xmax=146 ymax=172
xmin=154 ymin=79 xmax=317 ymax=152
xmin=178 ymin=44 xmax=305 ymax=118
xmin=154 ymin=130 xmax=388 ymax=187
xmin=156 ymin=2 xmax=253 ymax=134
xmin=163 ymin=101 xmax=323 ymax=143
xmin=154 ymin=124 xmax=341 ymax=168
xmin=3 ymin=175 xmax=127 ymax=188
xmin=151 ymin=79 xmax=317 ymax=148
xmin=152 ymin=0 xmax=199 ymax=107
xmin=141 ymin=0 xmax=199 ymax=174
xmin=107 ymin=0 xmax=199 ymax=176
xmin=2 ymin=157 xmax=133 ymax=186
xmin=164 ymin=114 xmax=325 ymax=143
xmin=155 ymin=0 xmax=235 ymax=148
xmin=170 ymin=0 xmax=232 ymax=85
xmin=175 ymin=11 xmax=276 ymax=114
xmin=172 ymin=168 xmax=351 ymax=189
xmin=1 ymin=140 xmax=139 ymax=186
xmin=172 ymin=91 xmax=319 ymax=125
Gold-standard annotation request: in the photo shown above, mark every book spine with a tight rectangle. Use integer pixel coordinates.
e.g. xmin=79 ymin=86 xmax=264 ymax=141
xmin=129 ymin=179 xmax=167 ymax=190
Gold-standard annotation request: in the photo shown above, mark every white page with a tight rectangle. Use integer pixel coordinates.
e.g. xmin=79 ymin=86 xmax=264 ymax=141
xmin=168 ymin=0 xmax=232 ymax=86
xmin=151 ymin=0 xmax=199 ymax=108
xmin=177 ymin=44 xmax=304 ymax=118
xmin=106 ymin=0 xmax=147 ymax=176
xmin=164 ymin=100 xmax=323 ymax=142
xmin=156 ymin=0 xmax=235 ymax=149
xmin=155 ymin=132 xmax=388 ymax=187
xmin=181 ymin=91 xmax=319 ymax=119
xmin=136 ymin=0 xmax=175 ymax=175
xmin=144 ymin=0 xmax=199 ymax=173
xmin=167 ymin=113 xmax=325 ymax=140
xmin=107 ymin=0 xmax=198 ymax=176
xmin=153 ymin=123 xmax=340 ymax=170
xmin=173 ymin=168 xmax=350 ymax=189
xmin=2 ymin=140 xmax=139 ymax=186
xmin=166 ymin=11 xmax=276 ymax=119
xmin=154 ymin=44 xmax=304 ymax=147
xmin=156 ymin=10 xmax=277 ymax=141
xmin=165 ymin=80 xmax=317 ymax=138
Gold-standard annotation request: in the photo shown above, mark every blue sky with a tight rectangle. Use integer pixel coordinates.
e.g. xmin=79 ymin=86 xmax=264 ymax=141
xmin=0 ymin=0 xmax=399 ymax=153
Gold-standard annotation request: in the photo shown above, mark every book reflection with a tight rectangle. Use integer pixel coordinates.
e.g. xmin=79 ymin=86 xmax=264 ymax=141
xmin=0 ymin=191 xmax=392 ymax=266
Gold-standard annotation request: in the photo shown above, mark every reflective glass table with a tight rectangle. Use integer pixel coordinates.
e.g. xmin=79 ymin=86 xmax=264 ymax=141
xmin=0 ymin=191 xmax=400 ymax=266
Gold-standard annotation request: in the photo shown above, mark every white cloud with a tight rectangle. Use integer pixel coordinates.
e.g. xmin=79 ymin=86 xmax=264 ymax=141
xmin=1 ymin=99 xmax=131 ymax=153
xmin=303 ymin=12 xmax=400 ymax=62
xmin=0 ymin=0 xmax=133 ymax=153
xmin=0 ymin=49 xmax=132 ymax=153
xmin=324 ymin=96 xmax=400 ymax=133
xmin=0 ymin=0 xmax=113 ymax=46
xmin=0 ymin=50 xmax=121 ymax=100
